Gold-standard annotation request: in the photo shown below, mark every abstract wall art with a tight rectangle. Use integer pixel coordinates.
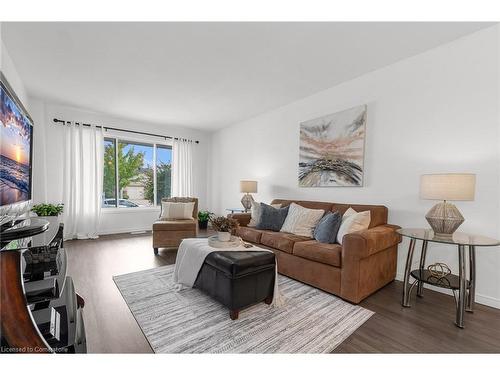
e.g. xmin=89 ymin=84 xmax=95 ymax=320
xmin=299 ymin=105 xmax=367 ymax=187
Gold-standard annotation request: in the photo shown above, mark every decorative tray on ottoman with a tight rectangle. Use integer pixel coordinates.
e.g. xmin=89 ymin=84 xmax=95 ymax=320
xmin=208 ymin=235 xmax=245 ymax=249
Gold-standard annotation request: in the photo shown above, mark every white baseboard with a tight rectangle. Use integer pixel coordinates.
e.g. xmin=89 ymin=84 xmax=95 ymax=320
xmin=475 ymin=294 xmax=500 ymax=309
xmin=98 ymin=227 xmax=153 ymax=236
xmin=395 ymin=272 xmax=500 ymax=310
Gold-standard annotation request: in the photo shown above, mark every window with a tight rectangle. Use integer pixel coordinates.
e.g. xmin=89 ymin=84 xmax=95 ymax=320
xmin=102 ymin=138 xmax=117 ymax=207
xmin=156 ymin=145 xmax=172 ymax=203
xmin=102 ymin=137 xmax=172 ymax=208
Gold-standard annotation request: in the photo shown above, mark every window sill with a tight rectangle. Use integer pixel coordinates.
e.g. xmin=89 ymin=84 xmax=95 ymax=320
xmin=102 ymin=207 xmax=160 ymax=214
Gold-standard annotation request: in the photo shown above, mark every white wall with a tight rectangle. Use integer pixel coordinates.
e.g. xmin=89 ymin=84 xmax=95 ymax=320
xmin=1 ymin=40 xmax=28 ymax=107
xmin=29 ymin=99 xmax=212 ymax=235
xmin=210 ymin=26 xmax=500 ymax=308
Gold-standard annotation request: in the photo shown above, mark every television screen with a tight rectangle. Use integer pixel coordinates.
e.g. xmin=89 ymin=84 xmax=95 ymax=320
xmin=0 ymin=79 xmax=33 ymax=207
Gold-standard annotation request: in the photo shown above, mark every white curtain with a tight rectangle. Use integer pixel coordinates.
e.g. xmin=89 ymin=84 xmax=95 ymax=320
xmin=171 ymin=138 xmax=194 ymax=197
xmin=62 ymin=122 xmax=104 ymax=239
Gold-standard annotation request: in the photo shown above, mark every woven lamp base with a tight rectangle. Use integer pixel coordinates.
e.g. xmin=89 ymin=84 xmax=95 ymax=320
xmin=425 ymin=201 xmax=464 ymax=236
xmin=240 ymin=193 xmax=254 ymax=211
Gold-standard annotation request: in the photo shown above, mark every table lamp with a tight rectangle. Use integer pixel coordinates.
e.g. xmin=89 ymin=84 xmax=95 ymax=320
xmin=420 ymin=173 xmax=476 ymax=236
xmin=240 ymin=180 xmax=257 ymax=211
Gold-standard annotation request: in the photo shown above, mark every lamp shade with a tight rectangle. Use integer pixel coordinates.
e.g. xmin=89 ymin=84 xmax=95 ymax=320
xmin=420 ymin=173 xmax=475 ymax=201
xmin=240 ymin=180 xmax=257 ymax=193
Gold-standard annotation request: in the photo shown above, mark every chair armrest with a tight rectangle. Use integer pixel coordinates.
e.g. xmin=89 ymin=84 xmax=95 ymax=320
xmin=342 ymin=224 xmax=402 ymax=259
xmin=227 ymin=213 xmax=251 ymax=227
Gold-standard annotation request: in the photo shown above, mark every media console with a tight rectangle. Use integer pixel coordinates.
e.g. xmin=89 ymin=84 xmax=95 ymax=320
xmin=0 ymin=218 xmax=87 ymax=353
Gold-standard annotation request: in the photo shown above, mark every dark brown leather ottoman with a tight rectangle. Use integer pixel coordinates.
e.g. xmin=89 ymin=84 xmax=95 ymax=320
xmin=194 ymin=251 xmax=275 ymax=320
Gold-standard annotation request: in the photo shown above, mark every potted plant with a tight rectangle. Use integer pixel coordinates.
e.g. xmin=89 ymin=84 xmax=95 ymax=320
xmin=31 ymin=203 xmax=64 ymax=227
xmin=197 ymin=210 xmax=212 ymax=230
xmin=209 ymin=215 xmax=239 ymax=242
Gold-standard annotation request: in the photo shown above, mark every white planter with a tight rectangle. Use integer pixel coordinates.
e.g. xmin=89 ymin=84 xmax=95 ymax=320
xmin=217 ymin=231 xmax=231 ymax=242
xmin=37 ymin=215 xmax=61 ymax=228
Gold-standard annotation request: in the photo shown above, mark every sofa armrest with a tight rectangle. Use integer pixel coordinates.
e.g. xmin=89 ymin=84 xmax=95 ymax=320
xmin=342 ymin=224 xmax=402 ymax=260
xmin=227 ymin=213 xmax=251 ymax=227
xmin=340 ymin=224 xmax=401 ymax=304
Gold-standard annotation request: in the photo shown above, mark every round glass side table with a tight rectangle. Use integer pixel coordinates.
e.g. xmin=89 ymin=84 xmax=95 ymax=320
xmin=397 ymin=228 xmax=500 ymax=328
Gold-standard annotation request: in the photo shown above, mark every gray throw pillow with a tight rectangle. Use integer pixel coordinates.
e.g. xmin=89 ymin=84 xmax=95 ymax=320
xmin=255 ymin=203 xmax=290 ymax=232
xmin=313 ymin=211 xmax=342 ymax=244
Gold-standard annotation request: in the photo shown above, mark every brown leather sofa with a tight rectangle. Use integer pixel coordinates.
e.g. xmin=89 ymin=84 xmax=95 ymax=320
xmin=153 ymin=197 xmax=198 ymax=255
xmin=230 ymin=199 xmax=401 ymax=304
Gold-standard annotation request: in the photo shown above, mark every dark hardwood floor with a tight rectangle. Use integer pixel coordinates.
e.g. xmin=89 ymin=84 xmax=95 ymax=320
xmin=64 ymin=233 xmax=500 ymax=353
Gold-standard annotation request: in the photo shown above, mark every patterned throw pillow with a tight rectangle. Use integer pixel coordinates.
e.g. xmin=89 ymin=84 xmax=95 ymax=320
xmin=160 ymin=201 xmax=195 ymax=220
xmin=248 ymin=201 xmax=282 ymax=227
xmin=336 ymin=207 xmax=371 ymax=244
xmin=313 ymin=211 xmax=342 ymax=244
xmin=280 ymin=203 xmax=325 ymax=238
xmin=255 ymin=203 xmax=290 ymax=232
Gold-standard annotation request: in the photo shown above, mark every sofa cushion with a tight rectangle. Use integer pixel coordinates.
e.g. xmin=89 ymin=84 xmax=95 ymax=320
xmin=271 ymin=200 xmax=388 ymax=228
xmin=255 ymin=203 xmax=290 ymax=232
xmin=280 ymin=202 xmax=325 ymax=238
xmin=260 ymin=231 xmax=310 ymax=253
xmin=153 ymin=219 xmax=196 ymax=231
xmin=337 ymin=208 xmax=371 ymax=244
xmin=313 ymin=211 xmax=342 ymax=244
xmin=332 ymin=203 xmax=387 ymax=228
xmin=292 ymin=240 xmax=342 ymax=267
xmin=248 ymin=201 xmax=282 ymax=227
xmin=236 ymin=226 xmax=266 ymax=244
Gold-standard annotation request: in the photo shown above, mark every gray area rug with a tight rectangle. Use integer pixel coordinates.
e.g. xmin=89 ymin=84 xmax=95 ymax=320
xmin=113 ymin=265 xmax=373 ymax=353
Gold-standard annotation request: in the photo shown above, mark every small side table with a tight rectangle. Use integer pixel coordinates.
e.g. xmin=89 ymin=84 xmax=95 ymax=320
xmin=225 ymin=208 xmax=248 ymax=214
xmin=397 ymin=228 xmax=500 ymax=328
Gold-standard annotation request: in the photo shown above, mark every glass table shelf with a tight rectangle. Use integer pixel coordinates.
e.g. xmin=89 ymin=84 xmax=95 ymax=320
xmin=410 ymin=269 xmax=471 ymax=291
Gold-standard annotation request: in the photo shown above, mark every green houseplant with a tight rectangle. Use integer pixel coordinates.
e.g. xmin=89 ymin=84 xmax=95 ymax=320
xmin=31 ymin=203 xmax=64 ymax=217
xmin=209 ymin=215 xmax=239 ymax=242
xmin=197 ymin=210 xmax=212 ymax=230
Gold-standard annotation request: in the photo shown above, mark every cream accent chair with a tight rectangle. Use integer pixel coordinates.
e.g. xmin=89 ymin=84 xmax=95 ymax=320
xmin=153 ymin=197 xmax=198 ymax=255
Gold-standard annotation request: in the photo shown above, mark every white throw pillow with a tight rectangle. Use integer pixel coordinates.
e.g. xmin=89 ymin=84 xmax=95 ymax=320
xmin=343 ymin=207 xmax=358 ymax=218
xmin=336 ymin=207 xmax=371 ymax=244
xmin=280 ymin=202 xmax=325 ymax=238
xmin=160 ymin=201 xmax=195 ymax=220
xmin=248 ymin=201 xmax=281 ymax=227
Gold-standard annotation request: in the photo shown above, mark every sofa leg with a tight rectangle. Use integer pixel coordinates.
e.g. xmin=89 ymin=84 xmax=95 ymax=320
xmin=153 ymin=248 xmax=159 ymax=255
xmin=230 ymin=310 xmax=239 ymax=320
xmin=264 ymin=296 xmax=273 ymax=305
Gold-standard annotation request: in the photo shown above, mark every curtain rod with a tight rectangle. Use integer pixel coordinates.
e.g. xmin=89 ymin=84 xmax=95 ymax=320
xmin=52 ymin=118 xmax=200 ymax=144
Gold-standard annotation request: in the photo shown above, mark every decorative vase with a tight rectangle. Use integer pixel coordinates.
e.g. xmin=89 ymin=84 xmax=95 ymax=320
xmin=198 ymin=220 xmax=208 ymax=230
xmin=217 ymin=231 xmax=231 ymax=242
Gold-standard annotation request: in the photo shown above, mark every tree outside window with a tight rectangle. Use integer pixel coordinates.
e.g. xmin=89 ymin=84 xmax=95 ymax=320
xmin=102 ymin=138 xmax=172 ymax=208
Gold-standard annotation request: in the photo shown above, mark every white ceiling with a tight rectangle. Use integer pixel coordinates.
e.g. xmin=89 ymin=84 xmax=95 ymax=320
xmin=2 ymin=22 xmax=494 ymax=131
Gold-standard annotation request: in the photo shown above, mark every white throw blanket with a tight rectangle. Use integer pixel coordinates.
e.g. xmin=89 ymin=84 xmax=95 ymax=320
xmin=173 ymin=238 xmax=284 ymax=307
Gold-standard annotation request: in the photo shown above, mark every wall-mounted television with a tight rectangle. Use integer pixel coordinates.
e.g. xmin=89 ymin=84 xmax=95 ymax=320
xmin=0 ymin=72 xmax=33 ymax=208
